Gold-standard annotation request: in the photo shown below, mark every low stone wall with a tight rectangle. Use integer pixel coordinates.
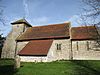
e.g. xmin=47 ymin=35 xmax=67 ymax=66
xmin=20 ymin=56 xmax=47 ymax=62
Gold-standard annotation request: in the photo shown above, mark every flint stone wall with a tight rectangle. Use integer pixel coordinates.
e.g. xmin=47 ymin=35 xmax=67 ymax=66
xmin=72 ymin=40 xmax=100 ymax=60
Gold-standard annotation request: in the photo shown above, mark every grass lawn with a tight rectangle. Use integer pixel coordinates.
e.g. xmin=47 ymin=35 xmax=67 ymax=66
xmin=16 ymin=60 xmax=100 ymax=75
xmin=0 ymin=59 xmax=100 ymax=75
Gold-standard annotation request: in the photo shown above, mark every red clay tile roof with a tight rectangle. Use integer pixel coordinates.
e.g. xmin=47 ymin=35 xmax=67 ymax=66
xmin=16 ymin=23 xmax=70 ymax=41
xmin=11 ymin=19 xmax=32 ymax=27
xmin=18 ymin=40 xmax=53 ymax=56
xmin=71 ymin=26 xmax=98 ymax=40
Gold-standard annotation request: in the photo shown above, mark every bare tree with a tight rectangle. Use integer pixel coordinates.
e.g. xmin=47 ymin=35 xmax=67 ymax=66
xmin=0 ymin=0 xmax=5 ymax=26
xmin=0 ymin=34 xmax=5 ymax=57
xmin=0 ymin=0 xmax=6 ymax=57
xmin=80 ymin=0 xmax=100 ymax=25
xmin=0 ymin=0 xmax=4 ymax=24
xmin=81 ymin=0 xmax=100 ymax=45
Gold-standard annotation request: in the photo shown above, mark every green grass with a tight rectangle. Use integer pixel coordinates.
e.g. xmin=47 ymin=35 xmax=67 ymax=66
xmin=15 ymin=60 xmax=100 ymax=75
xmin=0 ymin=59 xmax=100 ymax=75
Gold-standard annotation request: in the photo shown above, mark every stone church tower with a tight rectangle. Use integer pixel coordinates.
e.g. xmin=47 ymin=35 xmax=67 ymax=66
xmin=1 ymin=19 xmax=32 ymax=58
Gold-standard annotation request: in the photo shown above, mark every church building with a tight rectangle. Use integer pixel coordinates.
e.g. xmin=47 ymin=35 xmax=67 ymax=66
xmin=1 ymin=19 xmax=100 ymax=62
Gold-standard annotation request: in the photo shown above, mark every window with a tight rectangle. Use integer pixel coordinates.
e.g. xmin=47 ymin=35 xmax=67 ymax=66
xmin=56 ymin=43 xmax=62 ymax=50
xmin=17 ymin=25 xmax=19 ymax=27
xmin=87 ymin=41 xmax=89 ymax=50
xmin=86 ymin=41 xmax=100 ymax=51
xmin=91 ymin=41 xmax=100 ymax=51
xmin=76 ymin=41 xmax=78 ymax=51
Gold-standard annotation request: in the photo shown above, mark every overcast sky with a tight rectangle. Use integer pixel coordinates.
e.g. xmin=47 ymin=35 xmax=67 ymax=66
xmin=0 ymin=0 xmax=84 ymax=36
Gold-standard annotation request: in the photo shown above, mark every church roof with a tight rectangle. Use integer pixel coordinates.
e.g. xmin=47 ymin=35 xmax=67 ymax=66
xmin=18 ymin=40 xmax=53 ymax=56
xmin=71 ymin=26 xmax=98 ymax=40
xmin=16 ymin=22 xmax=70 ymax=41
xmin=11 ymin=19 xmax=32 ymax=27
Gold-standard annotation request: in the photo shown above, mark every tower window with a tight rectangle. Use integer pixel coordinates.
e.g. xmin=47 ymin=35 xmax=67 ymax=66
xmin=17 ymin=25 xmax=19 ymax=27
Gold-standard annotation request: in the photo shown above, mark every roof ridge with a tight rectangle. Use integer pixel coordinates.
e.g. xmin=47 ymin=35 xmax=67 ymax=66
xmin=31 ymin=22 xmax=70 ymax=28
xmin=72 ymin=25 xmax=95 ymax=28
